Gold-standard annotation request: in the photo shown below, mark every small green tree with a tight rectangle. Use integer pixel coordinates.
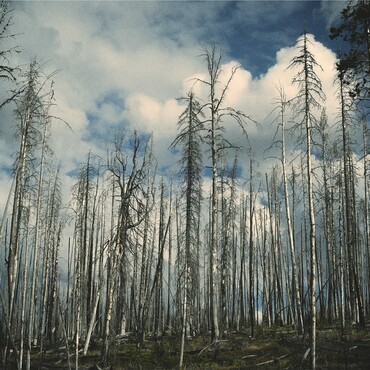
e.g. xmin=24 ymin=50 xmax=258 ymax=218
xmin=330 ymin=0 xmax=370 ymax=108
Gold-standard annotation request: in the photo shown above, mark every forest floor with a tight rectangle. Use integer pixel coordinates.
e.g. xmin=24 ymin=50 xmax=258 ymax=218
xmin=4 ymin=325 xmax=370 ymax=369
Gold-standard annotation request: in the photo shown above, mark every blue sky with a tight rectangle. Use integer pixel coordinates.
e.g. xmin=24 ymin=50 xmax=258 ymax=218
xmin=0 ymin=0 xmax=348 ymax=209
xmin=219 ymin=1 xmax=341 ymax=75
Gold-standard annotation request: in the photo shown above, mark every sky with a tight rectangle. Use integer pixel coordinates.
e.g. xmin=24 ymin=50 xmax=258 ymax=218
xmin=0 ymin=0 xmax=349 ymax=215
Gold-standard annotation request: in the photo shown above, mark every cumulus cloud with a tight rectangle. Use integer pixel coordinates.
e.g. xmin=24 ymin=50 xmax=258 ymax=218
xmin=0 ymin=0 xmax=345 ymax=217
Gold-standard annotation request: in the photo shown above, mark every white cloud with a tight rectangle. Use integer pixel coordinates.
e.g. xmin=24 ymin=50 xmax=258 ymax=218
xmin=174 ymin=33 xmax=340 ymax=180
xmin=319 ymin=0 xmax=346 ymax=30
xmin=0 ymin=1 xmax=344 ymax=216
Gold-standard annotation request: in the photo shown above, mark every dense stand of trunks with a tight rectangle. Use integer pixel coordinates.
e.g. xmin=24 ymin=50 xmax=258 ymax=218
xmin=0 ymin=1 xmax=369 ymax=369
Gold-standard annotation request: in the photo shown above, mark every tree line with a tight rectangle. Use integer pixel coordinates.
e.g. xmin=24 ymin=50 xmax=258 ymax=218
xmin=0 ymin=1 xmax=369 ymax=369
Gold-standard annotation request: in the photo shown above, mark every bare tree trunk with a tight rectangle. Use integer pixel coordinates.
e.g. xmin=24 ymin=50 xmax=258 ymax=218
xmin=39 ymin=180 xmax=53 ymax=365
xmin=338 ymin=73 xmax=365 ymax=327
xmin=289 ymin=30 xmax=325 ymax=368
xmin=210 ymin=108 xmax=219 ymax=341
xmin=306 ymin=72 xmax=317 ymax=370
xmin=338 ymin=190 xmax=346 ymax=328
xmin=27 ymin=123 xmax=48 ymax=369
xmin=166 ymin=177 xmax=173 ymax=333
xmin=101 ymin=241 xmax=117 ymax=366
xmin=75 ymin=239 xmax=81 ymax=370
xmin=179 ymin=256 xmax=188 ymax=369
xmin=276 ymin=86 xmax=305 ymax=334
xmin=8 ymin=103 xmax=30 ymax=333
xmin=197 ymin=46 xmax=248 ymax=340
xmin=238 ymin=195 xmax=247 ymax=330
xmin=19 ymin=205 xmax=30 ymax=370
xmin=248 ymin=158 xmax=255 ymax=336
xmin=83 ymin=290 xmax=100 ymax=355
xmin=363 ymin=121 xmax=370 ymax=315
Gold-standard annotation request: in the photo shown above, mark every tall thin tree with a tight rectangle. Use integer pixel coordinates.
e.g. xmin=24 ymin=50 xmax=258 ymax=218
xmin=288 ymin=29 xmax=325 ymax=370
xmin=170 ymin=91 xmax=204 ymax=367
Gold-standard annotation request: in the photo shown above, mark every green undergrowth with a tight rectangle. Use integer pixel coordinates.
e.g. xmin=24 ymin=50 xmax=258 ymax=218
xmin=10 ymin=325 xmax=370 ymax=369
